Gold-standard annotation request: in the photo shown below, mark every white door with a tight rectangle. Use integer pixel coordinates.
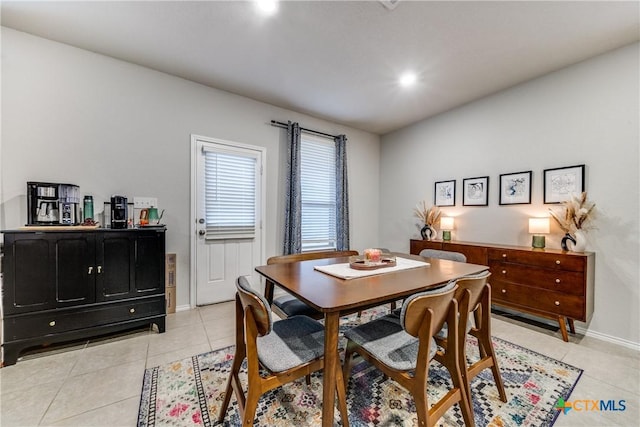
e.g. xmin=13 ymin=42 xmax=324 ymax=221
xmin=192 ymin=135 xmax=264 ymax=305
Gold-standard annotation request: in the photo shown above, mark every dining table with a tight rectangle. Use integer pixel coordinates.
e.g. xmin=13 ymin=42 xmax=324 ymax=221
xmin=255 ymin=253 xmax=489 ymax=427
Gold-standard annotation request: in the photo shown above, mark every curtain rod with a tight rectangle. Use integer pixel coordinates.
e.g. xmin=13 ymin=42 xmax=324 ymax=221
xmin=270 ymin=120 xmax=338 ymax=139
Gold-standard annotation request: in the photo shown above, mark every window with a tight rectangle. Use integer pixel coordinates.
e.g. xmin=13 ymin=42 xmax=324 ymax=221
xmin=202 ymin=147 xmax=257 ymax=239
xmin=300 ymin=134 xmax=336 ymax=251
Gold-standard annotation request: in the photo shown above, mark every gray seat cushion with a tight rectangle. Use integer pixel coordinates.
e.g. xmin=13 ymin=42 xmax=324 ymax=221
xmin=419 ymin=249 xmax=467 ymax=263
xmin=273 ymin=294 xmax=321 ymax=318
xmin=257 ymin=315 xmax=325 ymax=372
xmin=344 ymin=313 xmax=437 ymax=371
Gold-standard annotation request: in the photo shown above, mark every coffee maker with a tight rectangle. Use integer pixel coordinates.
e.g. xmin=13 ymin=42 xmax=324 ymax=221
xmin=110 ymin=195 xmax=128 ymax=229
xmin=27 ymin=182 xmax=80 ymax=226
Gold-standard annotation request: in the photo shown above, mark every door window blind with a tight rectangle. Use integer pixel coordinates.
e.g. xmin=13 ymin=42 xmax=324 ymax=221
xmin=301 ymin=135 xmax=336 ymax=251
xmin=203 ymin=148 xmax=257 ymax=239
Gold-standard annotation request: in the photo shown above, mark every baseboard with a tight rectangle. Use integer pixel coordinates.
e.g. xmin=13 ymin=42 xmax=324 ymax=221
xmin=574 ymin=325 xmax=640 ymax=352
xmin=492 ymin=306 xmax=640 ymax=351
xmin=176 ymin=304 xmax=192 ymax=313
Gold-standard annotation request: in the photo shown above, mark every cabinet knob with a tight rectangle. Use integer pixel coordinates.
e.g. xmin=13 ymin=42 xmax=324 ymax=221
xmin=97 ymin=266 xmax=102 ymax=274
xmin=129 ymin=308 xmax=135 ymax=314
xmin=88 ymin=266 xmax=93 ymax=274
xmin=49 ymin=321 xmax=56 ymax=327
xmin=555 ymin=279 xmax=561 ymax=284
xmin=555 ymin=301 xmax=560 ymax=306
xmin=502 ymin=253 xmax=507 ymax=258
xmin=556 ymin=260 xmax=561 ymax=265
xmin=502 ymin=270 xmax=507 ymax=274
xmin=501 ymin=289 xmax=507 ymax=294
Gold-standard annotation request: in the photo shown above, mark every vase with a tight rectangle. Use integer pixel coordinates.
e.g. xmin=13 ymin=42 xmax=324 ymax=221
xmin=560 ymin=233 xmax=576 ymax=251
xmin=420 ymin=224 xmax=436 ymax=241
xmin=570 ymin=229 xmax=587 ymax=252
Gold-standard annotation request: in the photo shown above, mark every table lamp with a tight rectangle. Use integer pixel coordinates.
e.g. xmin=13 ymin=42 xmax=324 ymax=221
xmin=440 ymin=217 xmax=454 ymax=241
xmin=529 ymin=217 xmax=550 ymax=248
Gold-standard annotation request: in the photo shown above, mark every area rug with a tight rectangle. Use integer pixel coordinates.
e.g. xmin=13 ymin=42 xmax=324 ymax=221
xmin=138 ymin=311 xmax=582 ymax=427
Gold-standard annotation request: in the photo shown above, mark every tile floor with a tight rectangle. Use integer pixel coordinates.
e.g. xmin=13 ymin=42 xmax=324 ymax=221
xmin=1 ymin=302 xmax=638 ymax=426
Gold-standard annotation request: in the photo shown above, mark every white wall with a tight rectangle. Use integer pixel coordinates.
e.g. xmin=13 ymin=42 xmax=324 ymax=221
xmin=0 ymin=28 xmax=381 ymax=308
xmin=380 ymin=43 xmax=639 ymax=347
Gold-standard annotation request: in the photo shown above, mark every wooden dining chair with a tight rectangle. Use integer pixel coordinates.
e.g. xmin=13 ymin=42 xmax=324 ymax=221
xmin=436 ymin=271 xmax=507 ymax=404
xmin=265 ymin=250 xmax=359 ymax=320
xmin=342 ymin=281 xmax=475 ymax=427
xmin=218 ymin=276 xmax=350 ymax=426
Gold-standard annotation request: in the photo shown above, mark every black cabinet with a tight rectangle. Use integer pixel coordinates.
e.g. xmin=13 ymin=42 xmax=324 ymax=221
xmin=1 ymin=228 xmax=166 ymax=366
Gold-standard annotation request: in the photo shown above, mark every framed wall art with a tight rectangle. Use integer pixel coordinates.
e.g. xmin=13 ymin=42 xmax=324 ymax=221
xmin=463 ymin=176 xmax=489 ymax=206
xmin=544 ymin=164 xmax=585 ymax=204
xmin=499 ymin=171 xmax=532 ymax=205
xmin=434 ymin=180 xmax=456 ymax=206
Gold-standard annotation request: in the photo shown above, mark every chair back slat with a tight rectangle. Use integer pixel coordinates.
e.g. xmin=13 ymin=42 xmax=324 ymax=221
xmin=267 ymin=250 xmax=358 ymax=265
xmin=236 ymin=276 xmax=272 ymax=336
xmin=402 ymin=285 xmax=457 ymax=337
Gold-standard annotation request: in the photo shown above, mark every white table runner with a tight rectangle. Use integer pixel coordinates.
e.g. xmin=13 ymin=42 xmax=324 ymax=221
xmin=314 ymin=256 xmax=429 ymax=279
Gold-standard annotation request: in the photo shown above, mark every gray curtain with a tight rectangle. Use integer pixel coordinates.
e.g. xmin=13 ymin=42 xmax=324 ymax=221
xmin=335 ymin=134 xmax=350 ymax=251
xmin=283 ymin=121 xmax=302 ymax=255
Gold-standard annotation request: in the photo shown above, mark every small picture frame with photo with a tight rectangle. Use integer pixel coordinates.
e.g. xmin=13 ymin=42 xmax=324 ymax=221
xmin=463 ymin=176 xmax=489 ymax=206
xmin=434 ymin=180 xmax=456 ymax=207
xmin=543 ymin=164 xmax=585 ymax=204
xmin=499 ymin=171 xmax=532 ymax=205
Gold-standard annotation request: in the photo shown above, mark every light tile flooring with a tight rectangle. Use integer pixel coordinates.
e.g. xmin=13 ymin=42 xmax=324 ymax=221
xmin=1 ymin=302 xmax=638 ymax=426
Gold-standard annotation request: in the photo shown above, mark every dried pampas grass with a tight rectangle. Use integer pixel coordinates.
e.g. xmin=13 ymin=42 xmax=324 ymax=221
xmin=549 ymin=192 xmax=595 ymax=233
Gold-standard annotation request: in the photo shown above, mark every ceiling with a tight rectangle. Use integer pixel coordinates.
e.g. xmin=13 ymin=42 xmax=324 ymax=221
xmin=2 ymin=1 xmax=638 ymax=135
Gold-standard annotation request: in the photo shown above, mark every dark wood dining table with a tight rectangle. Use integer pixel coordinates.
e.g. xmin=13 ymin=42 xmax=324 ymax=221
xmin=255 ymin=253 xmax=488 ymax=427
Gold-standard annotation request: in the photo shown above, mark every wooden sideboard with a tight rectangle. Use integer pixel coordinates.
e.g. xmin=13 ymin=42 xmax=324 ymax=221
xmin=1 ymin=228 xmax=167 ymax=365
xmin=410 ymin=239 xmax=595 ymax=341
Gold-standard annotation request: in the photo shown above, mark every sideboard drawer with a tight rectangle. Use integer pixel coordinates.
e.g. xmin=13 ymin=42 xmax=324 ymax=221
xmin=492 ymin=282 xmax=585 ymax=320
xmin=489 ymin=261 xmax=585 ymax=295
xmin=487 ymin=248 xmax=585 ymax=272
xmin=4 ymin=296 xmax=165 ymax=341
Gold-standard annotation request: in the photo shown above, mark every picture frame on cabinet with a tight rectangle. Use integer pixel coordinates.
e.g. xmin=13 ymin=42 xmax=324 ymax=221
xmin=543 ymin=164 xmax=585 ymax=204
xmin=499 ymin=171 xmax=532 ymax=205
xmin=463 ymin=176 xmax=489 ymax=206
xmin=434 ymin=180 xmax=456 ymax=206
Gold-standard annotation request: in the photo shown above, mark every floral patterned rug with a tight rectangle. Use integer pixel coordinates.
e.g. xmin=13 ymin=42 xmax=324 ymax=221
xmin=138 ymin=310 xmax=582 ymax=427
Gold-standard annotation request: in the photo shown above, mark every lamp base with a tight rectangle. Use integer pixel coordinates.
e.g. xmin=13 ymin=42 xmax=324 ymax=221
xmin=442 ymin=230 xmax=451 ymax=241
xmin=531 ymin=235 xmax=546 ymax=249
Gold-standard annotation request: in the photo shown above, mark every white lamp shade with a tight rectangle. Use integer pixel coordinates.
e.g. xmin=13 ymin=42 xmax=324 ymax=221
xmin=440 ymin=217 xmax=455 ymax=231
xmin=529 ymin=218 xmax=550 ymax=234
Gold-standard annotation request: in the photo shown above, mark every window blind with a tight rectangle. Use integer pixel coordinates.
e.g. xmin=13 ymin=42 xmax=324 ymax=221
xmin=203 ymin=149 xmax=257 ymax=239
xmin=301 ymin=136 xmax=336 ymax=251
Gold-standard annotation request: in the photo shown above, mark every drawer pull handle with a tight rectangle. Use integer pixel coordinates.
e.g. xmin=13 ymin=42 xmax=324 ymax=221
xmin=502 ymin=270 xmax=507 ymax=274
xmin=555 ymin=279 xmax=561 ymax=284
xmin=556 ymin=260 xmax=561 ymax=265
xmin=130 ymin=308 xmax=135 ymax=314
xmin=555 ymin=301 xmax=560 ymax=306
xmin=88 ymin=266 xmax=93 ymax=274
xmin=502 ymin=253 xmax=507 ymax=258
xmin=49 ymin=321 xmax=56 ymax=327
xmin=97 ymin=266 xmax=102 ymax=274
xmin=501 ymin=289 xmax=507 ymax=294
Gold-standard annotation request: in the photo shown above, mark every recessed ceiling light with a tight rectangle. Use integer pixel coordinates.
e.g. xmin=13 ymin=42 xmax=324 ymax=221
xmin=399 ymin=72 xmax=417 ymax=87
xmin=255 ymin=0 xmax=278 ymax=16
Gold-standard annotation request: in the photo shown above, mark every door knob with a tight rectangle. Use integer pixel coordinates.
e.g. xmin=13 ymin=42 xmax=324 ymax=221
xmin=198 ymin=230 xmax=206 ymax=236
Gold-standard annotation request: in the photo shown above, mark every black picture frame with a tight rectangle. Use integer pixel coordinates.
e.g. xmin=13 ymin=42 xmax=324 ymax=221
xmin=463 ymin=176 xmax=489 ymax=206
xmin=543 ymin=164 xmax=585 ymax=204
xmin=434 ymin=180 xmax=456 ymax=207
xmin=499 ymin=171 xmax=532 ymax=205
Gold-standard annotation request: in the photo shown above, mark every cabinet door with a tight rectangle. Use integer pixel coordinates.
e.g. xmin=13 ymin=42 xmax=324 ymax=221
xmin=96 ymin=233 xmax=135 ymax=301
xmin=54 ymin=233 xmax=96 ymax=307
xmin=2 ymin=233 xmax=56 ymax=314
xmin=134 ymin=231 xmax=165 ymax=295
